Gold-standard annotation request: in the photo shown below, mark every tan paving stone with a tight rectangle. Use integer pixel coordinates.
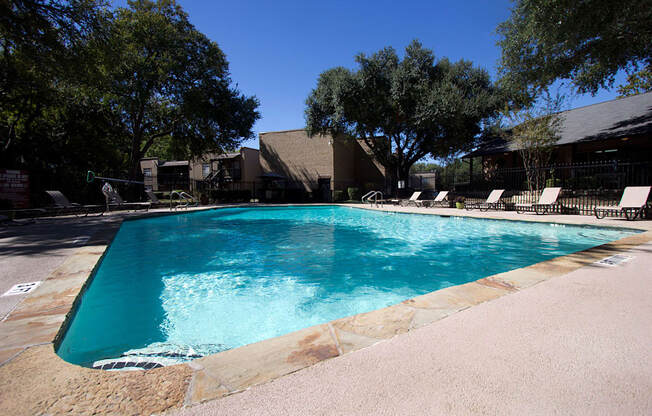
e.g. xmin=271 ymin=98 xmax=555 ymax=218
xmin=0 ymin=344 xmax=191 ymax=416
xmin=0 ymin=347 xmax=23 ymax=366
xmin=331 ymin=326 xmax=382 ymax=354
xmin=5 ymin=275 xmax=86 ymax=321
xmin=190 ymin=324 xmax=339 ymax=403
xmin=332 ymin=304 xmax=415 ymax=340
xmin=0 ymin=314 xmax=64 ymax=350
xmin=405 ymin=282 xmax=509 ymax=311
xmin=484 ymin=268 xmax=550 ymax=290
xmin=409 ymin=307 xmax=463 ymax=330
xmin=49 ymin=251 xmax=104 ymax=280
xmin=188 ymin=370 xmax=231 ymax=404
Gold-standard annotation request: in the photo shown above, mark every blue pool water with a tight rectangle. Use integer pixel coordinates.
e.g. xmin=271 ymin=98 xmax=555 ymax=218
xmin=57 ymin=206 xmax=637 ymax=367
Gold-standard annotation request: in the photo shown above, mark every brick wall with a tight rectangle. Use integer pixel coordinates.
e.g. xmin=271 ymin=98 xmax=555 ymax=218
xmin=0 ymin=169 xmax=30 ymax=208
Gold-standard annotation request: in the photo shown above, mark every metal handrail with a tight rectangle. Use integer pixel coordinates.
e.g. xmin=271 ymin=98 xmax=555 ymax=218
xmin=170 ymin=191 xmax=196 ymax=210
xmin=361 ymin=190 xmax=384 ymax=207
xmin=373 ymin=191 xmax=383 ymax=207
xmin=361 ymin=190 xmax=376 ymax=203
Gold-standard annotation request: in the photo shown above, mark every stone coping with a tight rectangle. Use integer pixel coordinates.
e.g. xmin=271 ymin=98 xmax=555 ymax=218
xmin=0 ymin=204 xmax=650 ymax=415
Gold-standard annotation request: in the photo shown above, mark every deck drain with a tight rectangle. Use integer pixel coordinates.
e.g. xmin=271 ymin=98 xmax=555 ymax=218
xmin=2 ymin=281 xmax=41 ymax=297
xmin=595 ymin=254 xmax=634 ymax=267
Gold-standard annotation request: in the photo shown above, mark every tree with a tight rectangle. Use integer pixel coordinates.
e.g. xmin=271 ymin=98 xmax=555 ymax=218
xmin=1 ymin=0 xmax=107 ymax=161
xmin=497 ymin=0 xmax=652 ymax=97
xmin=502 ymin=93 xmax=564 ymax=192
xmin=618 ymin=65 xmax=652 ymax=97
xmin=0 ymin=1 xmax=118 ymax=204
xmin=305 ymin=40 xmax=503 ymax=192
xmin=101 ymin=0 xmax=260 ymax=182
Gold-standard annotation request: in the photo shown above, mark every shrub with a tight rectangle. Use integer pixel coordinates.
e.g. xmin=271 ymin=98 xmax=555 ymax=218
xmin=545 ymin=178 xmax=561 ymax=187
xmin=347 ymin=187 xmax=360 ymax=201
xmin=333 ymin=190 xmax=346 ymax=202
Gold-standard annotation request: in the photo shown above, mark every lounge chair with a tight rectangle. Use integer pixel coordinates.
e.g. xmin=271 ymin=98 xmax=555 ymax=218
xmin=399 ymin=191 xmax=423 ymax=206
xmin=594 ymin=186 xmax=651 ymax=221
xmin=101 ymin=183 xmax=151 ymax=212
xmin=425 ymin=191 xmax=449 ymax=207
xmin=45 ymin=190 xmax=103 ymax=216
xmin=515 ymin=187 xmax=561 ymax=215
xmin=145 ymin=190 xmax=167 ymax=207
xmin=465 ymin=189 xmax=505 ymax=211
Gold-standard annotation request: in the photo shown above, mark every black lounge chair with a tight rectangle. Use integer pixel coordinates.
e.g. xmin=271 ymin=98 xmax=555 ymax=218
xmin=45 ymin=190 xmax=104 ymax=216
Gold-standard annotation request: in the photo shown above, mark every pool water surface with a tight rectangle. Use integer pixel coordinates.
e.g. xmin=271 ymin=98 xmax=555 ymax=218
xmin=56 ymin=206 xmax=638 ymax=367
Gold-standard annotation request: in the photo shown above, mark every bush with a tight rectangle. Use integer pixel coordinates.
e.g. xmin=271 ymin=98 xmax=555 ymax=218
xmin=333 ymin=190 xmax=346 ymax=202
xmin=546 ymin=178 xmax=561 ymax=187
xmin=347 ymin=187 xmax=360 ymax=201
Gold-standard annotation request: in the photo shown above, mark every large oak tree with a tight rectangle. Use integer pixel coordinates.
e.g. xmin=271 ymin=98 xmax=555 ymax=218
xmin=1 ymin=0 xmax=260 ymax=203
xmin=305 ymin=40 xmax=503 ymax=190
xmin=497 ymin=0 xmax=652 ymax=98
xmin=103 ymin=0 xmax=260 ymax=181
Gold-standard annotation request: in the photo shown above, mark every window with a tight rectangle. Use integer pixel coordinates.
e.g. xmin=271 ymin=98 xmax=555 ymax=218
xmin=202 ymin=163 xmax=211 ymax=177
xmin=143 ymin=168 xmax=152 ymax=177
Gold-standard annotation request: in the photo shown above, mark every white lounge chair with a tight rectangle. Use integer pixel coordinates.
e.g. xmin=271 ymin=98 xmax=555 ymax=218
xmin=516 ymin=187 xmax=561 ymax=215
xmin=465 ymin=189 xmax=505 ymax=211
xmin=399 ymin=191 xmax=423 ymax=206
xmin=594 ymin=186 xmax=651 ymax=221
xmin=101 ymin=183 xmax=151 ymax=212
xmin=425 ymin=191 xmax=449 ymax=207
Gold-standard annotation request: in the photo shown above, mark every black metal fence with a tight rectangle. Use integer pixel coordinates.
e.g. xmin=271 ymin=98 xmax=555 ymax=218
xmin=430 ymin=160 xmax=651 ymax=216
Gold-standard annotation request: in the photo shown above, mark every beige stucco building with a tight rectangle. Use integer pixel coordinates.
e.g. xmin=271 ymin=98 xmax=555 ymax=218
xmin=259 ymin=129 xmax=386 ymax=200
xmin=139 ymin=147 xmax=260 ymax=193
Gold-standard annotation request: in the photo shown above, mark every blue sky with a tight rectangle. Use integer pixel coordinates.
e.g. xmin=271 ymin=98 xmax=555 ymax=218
xmin=113 ymin=0 xmax=626 ymax=149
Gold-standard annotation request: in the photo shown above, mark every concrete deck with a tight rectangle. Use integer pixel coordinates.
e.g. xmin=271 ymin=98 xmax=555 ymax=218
xmin=0 ymin=204 xmax=650 ymax=415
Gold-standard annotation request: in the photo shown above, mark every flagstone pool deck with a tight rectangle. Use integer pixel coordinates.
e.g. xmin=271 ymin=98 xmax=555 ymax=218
xmin=0 ymin=204 xmax=650 ymax=415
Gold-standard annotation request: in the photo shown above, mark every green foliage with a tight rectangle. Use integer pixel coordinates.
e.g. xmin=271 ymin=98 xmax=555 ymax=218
xmin=617 ymin=65 xmax=652 ymax=97
xmin=101 ymin=0 xmax=260 ymax=179
xmin=1 ymin=0 xmax=260 ymax=204
xmin=497 ymin=0 xmax=652 ymax=98
xmin=305 ymin=40 xmax=503 ymax=188
xmin=502 ymin=92 xmax=565 ymax=191
xmin=347 ymin=187 xmax=360 ymax=201
xmin=333 ymin=190 xmax=346 ymax=202
xmin=410 ymin=162 xmax=439 ymax=173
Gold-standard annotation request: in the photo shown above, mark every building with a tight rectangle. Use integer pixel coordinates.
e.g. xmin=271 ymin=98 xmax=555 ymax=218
xmin=139 ymin=147 xmax=260 ymax=194
xmin=140 ymin=158 xmax=189 ymax=192
xmin=465 ymin=91 xmax=652 ymax=169
xmin=189 ymin=148 xmax=260 ymax=195
xmin=258 ymin=129 xmax=386 ymax=201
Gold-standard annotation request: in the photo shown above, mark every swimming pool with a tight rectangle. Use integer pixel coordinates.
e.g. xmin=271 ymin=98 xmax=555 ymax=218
xmin=56 ymin=206 xmax=638 ymax=368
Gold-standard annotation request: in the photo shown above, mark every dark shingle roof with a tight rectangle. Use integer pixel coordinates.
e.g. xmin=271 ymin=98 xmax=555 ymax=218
xmin=465 ymin=91 xmax=652 ymax=157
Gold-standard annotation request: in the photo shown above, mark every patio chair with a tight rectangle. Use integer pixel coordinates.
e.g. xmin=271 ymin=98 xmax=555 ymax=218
xmin=594 ymin=186 xmax=651 ymax=221
xmin=145 ymin=190 xmax=166 ymax=207
xmin=45 ymin=190 xmax=103 ymax=216
xmin=465 ymin=189 xmax=505 ymax=211
xmin=101 ymin=183 xmax=151 ymax=212
xmin=399 ymin=191 xmax=423 ymax=206
xmin=425 ymin=191 xmax=449 ymax=208
xmin=515 ymin=187 xmax=561 ymax=215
